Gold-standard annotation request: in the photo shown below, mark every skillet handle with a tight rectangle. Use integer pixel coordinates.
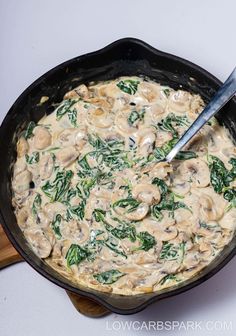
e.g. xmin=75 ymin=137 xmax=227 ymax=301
xmin=0 ymin=224 xmax=23 ymax=269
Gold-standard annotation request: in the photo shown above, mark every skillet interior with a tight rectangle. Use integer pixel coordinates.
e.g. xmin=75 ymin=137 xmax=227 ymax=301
xmin=0 ymin=38 xmax=236 ymax=314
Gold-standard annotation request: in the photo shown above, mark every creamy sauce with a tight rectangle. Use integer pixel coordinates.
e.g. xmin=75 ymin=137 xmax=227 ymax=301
xmin=12 ymin=77 xmax=236 ymax=295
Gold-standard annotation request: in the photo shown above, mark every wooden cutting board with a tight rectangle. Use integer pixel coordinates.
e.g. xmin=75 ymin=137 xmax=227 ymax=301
xmin=0 ymin=225 xmax=110 ymax=317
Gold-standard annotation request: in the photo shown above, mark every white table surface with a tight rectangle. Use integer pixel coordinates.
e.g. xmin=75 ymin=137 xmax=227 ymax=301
xmin=0 ymin=0 xmax=236 ymax=335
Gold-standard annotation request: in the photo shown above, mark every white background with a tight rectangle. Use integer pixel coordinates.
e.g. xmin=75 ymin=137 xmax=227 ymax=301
xmin=0 ymin=0 xmax=236 ymax=335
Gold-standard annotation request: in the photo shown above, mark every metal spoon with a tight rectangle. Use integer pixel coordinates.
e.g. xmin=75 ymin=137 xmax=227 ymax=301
xmin=166 ymin=67 xmax=236 ymax=163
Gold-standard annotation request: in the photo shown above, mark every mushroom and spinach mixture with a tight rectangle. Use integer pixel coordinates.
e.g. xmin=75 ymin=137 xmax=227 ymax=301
xmin=12 ymin=77 xmax=236 ymax=295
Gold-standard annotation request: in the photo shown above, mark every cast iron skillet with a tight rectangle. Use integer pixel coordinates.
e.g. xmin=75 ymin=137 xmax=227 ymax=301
xmin=0 ymin=38 xmax=236 ymax=315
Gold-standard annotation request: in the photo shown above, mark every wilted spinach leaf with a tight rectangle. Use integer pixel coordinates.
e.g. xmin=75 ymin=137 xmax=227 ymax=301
xmin=66 ymin=201 xmax=85 ymax=221
xmin=160 ymin=274 xmax=180 ymax=285
xmin=127 ymin=109 xmax=145 ymax=126
xmin=24 ymin=121 xmax=36 ymax=139
xmin=117 ymin=79 xmax=139 ymax=95
xmin=136 ymin=231 xmax=156 ymax=251
xmin=51 ymin=214 xmax=62 ymax=239
xmin=25 ymin=151 xmax=39 ymax=164
xmin=94 ymin=269 xmax=125 ymax=284
xmin=158 ymin=113 xmax=189 ymax=137
xmin=56 ymin=99 xmax=78 ymax=120
xmin=66 ymin=244 xmax=91 ymax=267
xmin=113 ymin=198 xmax=140 ymax=213
xmin=67 ymin=108 xmax=77 ymax=127
xmin=151 ymin=178 xmax=190 ymax=220
xmin=208 ymin=155 xmax=236 ymax=194
xmin=32 ymin=193 xmax=42 ymax=219
xmin=41 ymin=170 xmax=73 ymax=202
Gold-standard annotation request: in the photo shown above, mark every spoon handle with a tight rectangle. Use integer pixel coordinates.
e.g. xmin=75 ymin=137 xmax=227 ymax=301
xmin=166 ymin=67 xmax=236 ymax=162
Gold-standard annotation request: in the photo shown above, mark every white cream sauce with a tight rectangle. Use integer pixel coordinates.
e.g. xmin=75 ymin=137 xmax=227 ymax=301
xmin=12 ymin=77 xmax=236 ymax=295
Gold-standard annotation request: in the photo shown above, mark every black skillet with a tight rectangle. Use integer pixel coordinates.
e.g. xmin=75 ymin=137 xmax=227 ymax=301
xmin=0 ymin=38 xmax=235 ymax=315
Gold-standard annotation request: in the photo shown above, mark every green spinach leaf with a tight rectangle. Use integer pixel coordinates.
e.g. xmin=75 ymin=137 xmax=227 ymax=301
xmin=41 ymin=170 xmax=73 ymax=202
xmin=117 ymin=79 xmax=139 ymax=95
xmin=160 ymin=242 xmax=179 ymax=260
xmin=51 ymin=214 xmax=62 ymax=239
xmin=113 ymin=198 xmax=141 ymax=213
xmin=160 ymin=274 xmax=180 ymax=285
xmin=67 ymin=108 xmax=77 ymax=127
xmin=151 ymin=178 xmax=190 ymax=220
xmin=136 ymin=231 xmax=156 ymax=251
xmin=208 ymin=155 xmax=236 ymax=193
xmin=94 ymin=269 xmax=125 ymax=284
xmin=24 ymin=121 xmax=36 ymax=139
xmin=25 ymin=151 xmax=39 ymax=164
xmin=158 ymin=113 xmax=189 ymax=137
xmin=66 ymin=201 xmax=85 ymax=221
xmin=32 ymin=193 xmax=42 ymax=218
xmin=127 ymin=109 xmax=145 ymax=126
xmin=66 ymin=244 xmax=90 ymax=267
xmin=56 ymin=99 xmax=78 ymax=120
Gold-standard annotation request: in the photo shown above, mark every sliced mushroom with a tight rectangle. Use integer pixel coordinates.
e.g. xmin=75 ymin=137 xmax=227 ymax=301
xmin=44 ymin=202 xmax=67 ymax=221
xmin=132 ymin=249 xmax=157 ymax=265
xmin=155 ymin=226 xmax=178 ymax=241
xmin=24 ymin=227 xmax=52 ymax=258
xmin=36 ymin=211 xmax=51 ymax=228
xmin=52 ymin=242 xmax=63 ymax=258
xmin=151 ymin=161 xmax=173 ymax=180
xmin=136 ymin=127 xmax=156 ymax=157
xmin=12 ymin=170 xmax=32 ymax=194
xmin=171 ymin=231 xmax=190 ymax=245
xmin=175 ymin=219 xmax=194 ymax=237
xmin=196 ymin=225 xmax=222 ymax=247
xmin=43 ymin=227 xmax=56 ymax=246
xmin=39 ymin=154 xmax=54 ymax=180
xmin=188 ymin=95 xmax=204 ymax=120
xmin=12 ymin=191 xmax=30 ymax=208
xmin=149 ymin=103 xmax=165 ymax=118
xmin=16 ymin=206 xmax=29 ymax=229
xmin=185 ymin=132 xmax=206 ymax=155
xmin=114 ymin=109 xmax=137 ymax=136
xmin=143 ymin=215 xmax=175 ymax=230
xmin=33 ymin=126 xmax=52 ymax=150
xmin=182 ymin=264 xmax=204 ymax=279
xmin=219 ymin=209 xmax=236 ymax=230
xmin=123 ymin=203 xmax=149 ymax=221
xmin=159 ymin=260 xmax=181 ymax=274
xmin=56 ymin=146 xmax=79 ymax=167
xmin=199 ymin=241 xmax=213 ymax=259
xmin=182 ymin=246 xmax=201 ymax=269
xmin=96 ymin=273 xmax=131 ymax=293
xmin=139 ymin=82 xmax=163 ymax=103
xmin=199 ymin=194 xmax=224 ymax=221
xmin=87 ymin=107 xmax=113 ymax=129
xmin=13 ymin=157 xmax=27 ymax=177
xmin=142 ymin=217 xmax=178 ymax=241
xmin=132 ymin=183 xmax=161 ymax=205
xmin=17 ymin=137 xmax=29 ymax=157
xmin=143 ymin=104 xmax=164 ymax=125
xmin=61 ymin=220 xmax=89 ymax=243
xmin=168 ymin=90 xmax=192 ymax=113
xmin=64 ymin=84 xmax=90 ymax=100
xmin=171 ymin=178 xmax=190 ymax=195
xmin=181 ymin=158 xmax=210 ymax=188
xmin=57 ymin=128 xmax=87 ymax=150
xmin=88 ymin=281 xmax=113 ymax=293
